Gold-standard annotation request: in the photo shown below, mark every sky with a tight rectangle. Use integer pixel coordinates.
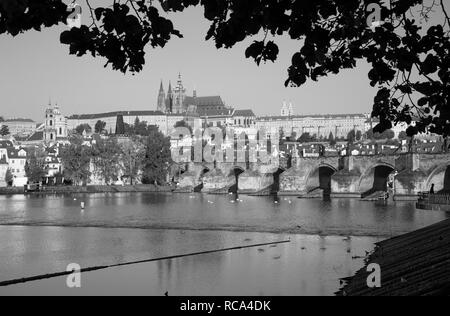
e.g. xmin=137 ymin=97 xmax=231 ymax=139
xmin=0 ymin=4 xmax=378 ymax=122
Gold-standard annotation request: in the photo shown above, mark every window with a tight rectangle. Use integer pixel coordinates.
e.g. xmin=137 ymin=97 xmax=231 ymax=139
xmin=49 ymin=120 xmax=53 ymax=126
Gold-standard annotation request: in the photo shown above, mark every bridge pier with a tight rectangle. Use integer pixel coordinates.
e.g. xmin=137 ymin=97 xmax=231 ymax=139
xmin=279 ymin=167 xmax=310 ymax=196
xmin=330 ymin=170 xmax=363 ymax=198
xmin=202 ymin=169 xmax=235 ymax=193
xmin=394 ymin=170 xmax=428 ymax=200
xmin=238 ymin=170 xmax=275 ymax=194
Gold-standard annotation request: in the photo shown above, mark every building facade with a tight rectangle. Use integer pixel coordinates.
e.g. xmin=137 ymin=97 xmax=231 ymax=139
xmin=67 ymin=111 xmax=186 ymax=136
xmin=0 ymin=140 xmax=28 ymax=186
xmin=256 ymin=113 xmax=368 ymax=139
xmin=1 ymin=118 xmax=36 ymax=137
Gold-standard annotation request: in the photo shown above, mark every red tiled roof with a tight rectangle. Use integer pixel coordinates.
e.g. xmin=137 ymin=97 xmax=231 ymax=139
xmin=4 ymin=118 xmax=35 ymax=123
xmin=6 ymin=148 xmax=26 ymax=159
xmin=26 ymin=131 xmax=44 ymax=142
xmin=68 ymin=111 xmax=165 ymax=120
xmin=184 ymin=96 xmax=224 ymax=107
xmin=233 ymin=110 xmax=255 ymax=117
xmin=0 ymin=140 xmax=14 ymax=148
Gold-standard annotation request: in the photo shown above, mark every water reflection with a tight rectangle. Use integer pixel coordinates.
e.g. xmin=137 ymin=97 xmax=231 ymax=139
xmin=0 ymin=193 xmax=449 ymax=295
xmin=0 ymin=193 xmax=448 ymax=236
xmin=0 ymin=233 xmax=383 ymax=296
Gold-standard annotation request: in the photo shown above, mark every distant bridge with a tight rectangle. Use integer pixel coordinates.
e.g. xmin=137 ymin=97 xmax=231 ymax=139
xmin=174 ymin=153 xmax=450 ymax=200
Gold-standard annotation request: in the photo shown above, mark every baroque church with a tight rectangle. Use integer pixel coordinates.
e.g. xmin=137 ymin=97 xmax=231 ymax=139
xmin=157 ymin=74 xmax=229 ymax=116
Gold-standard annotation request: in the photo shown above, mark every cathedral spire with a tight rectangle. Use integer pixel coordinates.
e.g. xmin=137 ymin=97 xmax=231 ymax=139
xmin=157 ymin=80 xmax=166 ymax=112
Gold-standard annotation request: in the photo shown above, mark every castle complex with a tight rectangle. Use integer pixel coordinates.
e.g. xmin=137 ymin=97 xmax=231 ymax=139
xmin=4 ymin=74 xmax=414 ymax=145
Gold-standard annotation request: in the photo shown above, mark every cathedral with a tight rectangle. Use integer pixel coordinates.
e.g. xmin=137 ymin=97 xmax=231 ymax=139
xmin=157 ymin=74 xmax=228 ymax=115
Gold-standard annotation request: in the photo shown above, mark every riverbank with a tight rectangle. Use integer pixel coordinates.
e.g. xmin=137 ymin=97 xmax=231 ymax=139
xmin=337 ymin=218 xmax=450 ymax=296
xmin=0 ymin=184 xmax=173 ymax=196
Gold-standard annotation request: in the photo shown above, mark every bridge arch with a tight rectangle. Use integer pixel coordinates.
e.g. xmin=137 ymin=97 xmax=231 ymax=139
xmin=426 ymin=163 xmax=450 ymax=193
xmin=358 ymin=162 xmax=396 ymax=196
xmin=305 ymin=163 xmax=338 ymax=196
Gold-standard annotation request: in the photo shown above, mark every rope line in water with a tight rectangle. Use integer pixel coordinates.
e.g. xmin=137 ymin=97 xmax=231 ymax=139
xmin=0 ymin=240 xmax=291 ymax=287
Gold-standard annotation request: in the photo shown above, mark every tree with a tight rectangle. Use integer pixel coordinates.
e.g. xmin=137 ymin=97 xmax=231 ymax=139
xmin=134 ymin=118 xmax=150 ymax=136
xmin=120 ymin=137 xmax=146 ymax=185
xmin=75 ymin=124 xmax=92 ymax=135
xmin=25 ymin=147 xmax=46 ymax=183
xmin=298 ymin=132 xmax=315 ymax=143
xmin=366 ymin=128 xmax=396 ymax=140
xmin=398 ymin=131 xmax=409 ymax=141
xmin=0 ymin=116 xmax=4 ymax=122
xmin=290 ymin=131 xmax=298 ymax=142
xmin=384 ymin=129 xmax=395 ymax=140
xmin=94 ymin=120 xmax=107 ymax=134
xmin=174 ymin=120 xmax=192 ymax=134
xmin=142 ymin=128 xmax=172 ymax=185
xmin=116 ymin=115 xmax=125 ymax=135
xmin=329 ymin=132 xmax=337 ymax=146
xmin=4 ymin=168 xmax=13 ymax=186
xmin=356 ymin=131 xmax=363 ymax=141
xmin=60 ymin=142 xmax=92 ymax=186
xmin=91 ymin=138 xmax=123 ymax=184
xmin=1 ymin=1 xmax=449 ymax=136
xmin=279 ymin=128 xmax=285 ymax=145
xmin=1 ymin=125 xmax=9 ymax=136
xmin=347 ymin=130 xmax=356 ymax=143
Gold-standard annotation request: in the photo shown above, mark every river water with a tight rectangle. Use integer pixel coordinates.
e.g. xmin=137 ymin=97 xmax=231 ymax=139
xmin=0 ymin=193 xmax=448 ymax=296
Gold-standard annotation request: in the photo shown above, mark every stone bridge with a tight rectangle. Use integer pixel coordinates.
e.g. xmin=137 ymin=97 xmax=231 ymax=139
xmin=174 ymin=153 xmax=450 ymax=199
xmin=176 ymin=160 xmax=284 ymax=194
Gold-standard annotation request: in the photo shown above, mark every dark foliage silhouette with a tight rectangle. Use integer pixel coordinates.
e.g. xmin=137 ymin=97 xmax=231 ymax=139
xmin=1 ymin=0 xmax=449 ymax=136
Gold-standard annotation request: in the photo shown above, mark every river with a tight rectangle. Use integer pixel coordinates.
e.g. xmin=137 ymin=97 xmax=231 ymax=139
xmin=0 ymin=193 xmax=448 ymax=296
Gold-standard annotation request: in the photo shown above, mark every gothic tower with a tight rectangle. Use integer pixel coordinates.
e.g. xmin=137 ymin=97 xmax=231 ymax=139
xmin=157 ymin=80 xmax=166 ymax=112
xmin=166 ymin=81 xmax=174 ymax=114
